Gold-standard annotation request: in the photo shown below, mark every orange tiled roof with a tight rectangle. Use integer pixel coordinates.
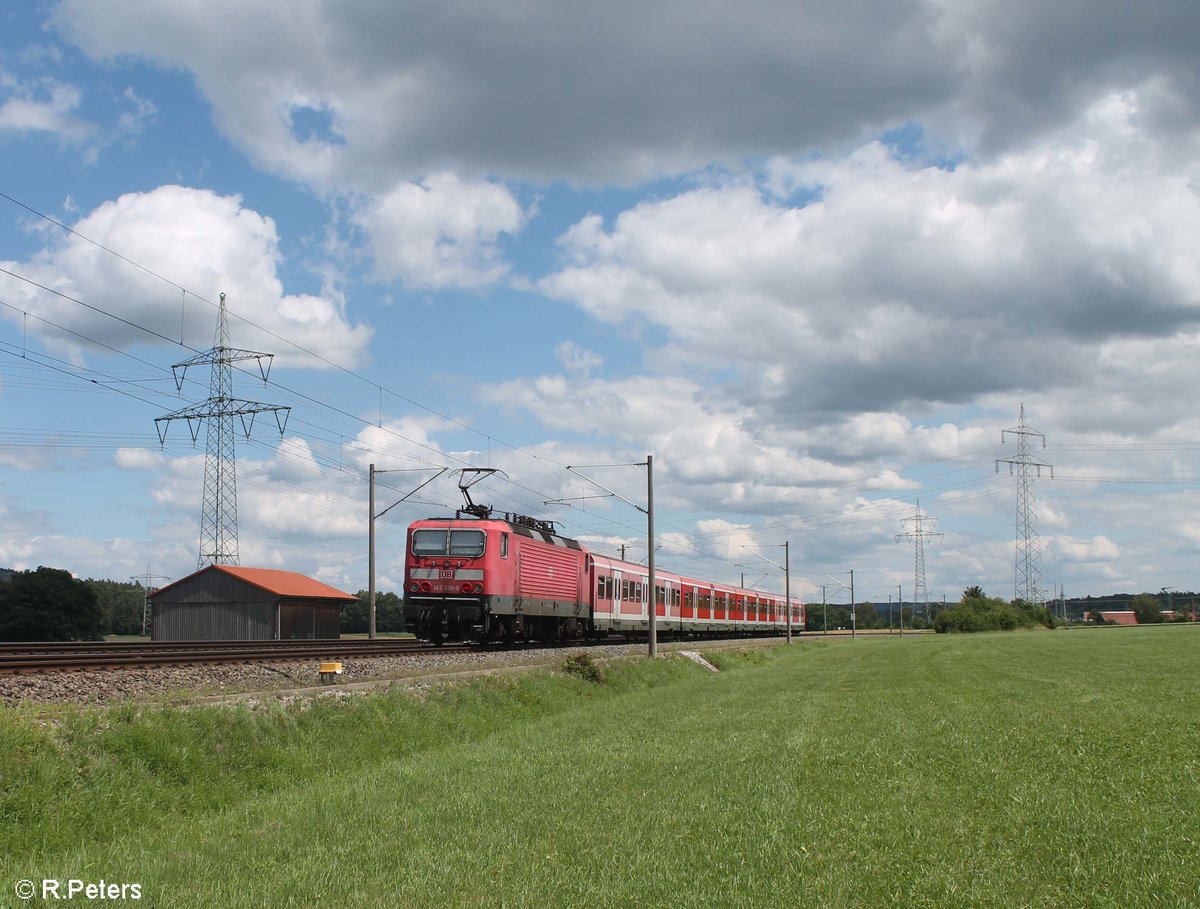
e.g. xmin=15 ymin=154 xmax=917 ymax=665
xmin=1097 ymin=611 xmax=1138 ymax=625
xmin=210 ymin=565 xmax=357 ymax=600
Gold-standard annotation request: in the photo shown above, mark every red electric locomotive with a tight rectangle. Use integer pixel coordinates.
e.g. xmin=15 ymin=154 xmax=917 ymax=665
xmin=402 ymin=513 xmax=804 ymax=643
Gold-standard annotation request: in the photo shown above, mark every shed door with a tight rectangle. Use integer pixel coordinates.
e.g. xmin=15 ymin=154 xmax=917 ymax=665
xmin=279 ymin=602 xmax=315 ymax=639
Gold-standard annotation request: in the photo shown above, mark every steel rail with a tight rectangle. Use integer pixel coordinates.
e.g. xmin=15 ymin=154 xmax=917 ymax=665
xmin=0 ymin=639 xmax=431 ymax=655
xmin=0 ymin=640 xmax=471 ymax=674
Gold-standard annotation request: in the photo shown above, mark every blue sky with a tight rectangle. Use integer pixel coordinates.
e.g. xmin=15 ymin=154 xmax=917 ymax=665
xmin=4 ymin=0 xmax=1200 ymax=607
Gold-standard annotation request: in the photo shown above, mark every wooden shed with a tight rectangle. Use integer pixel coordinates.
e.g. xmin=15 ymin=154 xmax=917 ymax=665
xmin=149 ymin=565 xmax=356 ymax=641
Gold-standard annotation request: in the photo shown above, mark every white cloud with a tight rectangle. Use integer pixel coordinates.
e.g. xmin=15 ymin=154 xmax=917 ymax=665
xmin=0 ymin=72 xmax=92 ymax=140
xmin=0 ymin=185 xmax=372 ymax=368
xmin=543 ymin=99 xmax=1200 ymax=429
xmin=555 ymin=341 xmax=603 ymax=379
xmin=115 ymin=86 xmax=156 ymax=136
xmin=115 ymin=447 xmax=166 ymax=470
xmin=354 ymin=174 xmax=525 ymax=289
xmin=51 ymin=1 xmax=1200 ymax=186
xmin=479 ymin=369 xmax=924 ymax=522
xmin=1045 ymin=534 xmax=1120 ymax=563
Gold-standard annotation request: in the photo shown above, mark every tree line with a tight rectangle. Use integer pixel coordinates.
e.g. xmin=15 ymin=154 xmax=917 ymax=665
xmin=2 ymin=565 xmax=1193 ymax=641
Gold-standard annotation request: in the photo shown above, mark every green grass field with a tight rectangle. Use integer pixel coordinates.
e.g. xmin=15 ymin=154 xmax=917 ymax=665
xmin=2 ymin=627 xmax=1197 ymax=907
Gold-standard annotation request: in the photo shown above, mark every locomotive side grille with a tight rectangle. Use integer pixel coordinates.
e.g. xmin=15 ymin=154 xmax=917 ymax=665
xmin=518 ymin=545 xmax=582 ymax=600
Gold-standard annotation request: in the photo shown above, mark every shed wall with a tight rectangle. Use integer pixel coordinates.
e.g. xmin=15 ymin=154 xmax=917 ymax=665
xmin=279 ymin=600 xmax=342 ymax=639
xmin=153 ymin=599 xmax=276 ymax=640
xmin=151 ymin=570 xmax=277 ymax=640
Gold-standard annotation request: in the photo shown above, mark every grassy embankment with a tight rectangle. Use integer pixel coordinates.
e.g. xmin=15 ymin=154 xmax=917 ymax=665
xmin=2 ymin=627 xmax=1198 ymax=907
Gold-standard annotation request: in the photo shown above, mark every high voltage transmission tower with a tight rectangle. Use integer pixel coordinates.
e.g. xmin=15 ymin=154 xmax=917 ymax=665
xmin=996 ymin=403 xmax=1053 ymax=605
xmin=155 ymin=293 xmax=290 ymax=569
xmin=130 ymin=566 xmax=169 ymax=636
xmin=895 ymin=500 xmax=941 ymax=617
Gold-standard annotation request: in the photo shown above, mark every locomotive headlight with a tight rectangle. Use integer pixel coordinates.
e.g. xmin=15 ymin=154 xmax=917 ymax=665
xmin=408 ymin=581 xmax=419 ymax=593
xmin=473 ymin=583 xmax=484 ymax=594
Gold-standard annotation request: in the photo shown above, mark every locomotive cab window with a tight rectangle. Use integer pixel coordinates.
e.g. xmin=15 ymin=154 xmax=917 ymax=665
xmin=412 ymin=529 xmax=447 ymax=557
xmin=500 ymin=533 xmax=509 ymax=559
xmin=411 ymin=528 xmax=486 ymax=558
xmin=449 ymin=530 xmax=486 ymax=557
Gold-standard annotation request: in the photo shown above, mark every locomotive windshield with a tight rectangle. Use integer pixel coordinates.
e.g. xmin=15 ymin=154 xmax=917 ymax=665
xmin=411 ymin=528 xmax=486 ymax=558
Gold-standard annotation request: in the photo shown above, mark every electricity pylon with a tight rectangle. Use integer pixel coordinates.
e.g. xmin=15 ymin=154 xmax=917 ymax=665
xmin=156 ymin=293 xmax=290 ymax=569
xmin=996 ymin=403 xmax=1053 ymax=605
xmin=130 ymin=566 xmax=169 ymax=636
xmin=895 ymin=500 xmax=942 ymax=617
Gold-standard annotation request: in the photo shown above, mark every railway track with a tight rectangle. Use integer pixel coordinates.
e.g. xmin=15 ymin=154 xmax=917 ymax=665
xmin=0 ymin=629 xmax=909 ymax=674
xmin=0 ymin=639 xmax=471 ymax=674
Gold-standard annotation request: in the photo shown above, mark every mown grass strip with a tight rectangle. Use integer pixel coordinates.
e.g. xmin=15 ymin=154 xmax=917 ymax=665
xmin=3 ymin=628 xmax=1198 ymax=908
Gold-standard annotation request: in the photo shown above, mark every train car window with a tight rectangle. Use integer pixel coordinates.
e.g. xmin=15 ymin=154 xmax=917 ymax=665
xmin=656 ymin=585 xmax=665 ymax=606
xmin=501 ymin=533 xmax=509 ymax=559
xmin=449 ymin=530 xmax=486 ymax=557
xmin=621 ymin=579 xmax=629 ymax=601
xmin=411 ymin=529 xmax=447 ymax=557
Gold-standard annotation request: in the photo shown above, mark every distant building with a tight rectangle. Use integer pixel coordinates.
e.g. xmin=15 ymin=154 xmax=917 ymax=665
xmin=1092 ymin=610 xmax=1186 ymax=625
xmin=1094 ymin=611 xmax=1138 ymax=625
xmin=150 ymin=564 xmax=355 ymax=641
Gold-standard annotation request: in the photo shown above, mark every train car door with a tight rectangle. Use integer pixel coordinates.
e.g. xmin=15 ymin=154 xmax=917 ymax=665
xmin=612 ymin=568 xmax=622 ymax=623
xmin=618 ymin=570 xmax=642 ymax=620
xmin=657 ymin=578 xmax=676 ymax=621
xmin=589 ymin=558 xmax=608 ymax=632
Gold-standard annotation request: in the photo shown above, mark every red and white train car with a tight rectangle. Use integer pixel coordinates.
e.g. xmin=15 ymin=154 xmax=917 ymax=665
xmin=403 ymin=513 xmax=803 ymax=643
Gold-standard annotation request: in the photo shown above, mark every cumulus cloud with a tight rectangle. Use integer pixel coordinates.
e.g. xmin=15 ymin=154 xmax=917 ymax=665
xmin=555 ymin=341 xmax=603 ymax=379
xmin=0 ymin=185 xmax=372 ymax=367
xmin=1045 ymin=534 xmax=1120 ymax=563
xmin=51 ymin=0 xmax=1200 ymax=187
xmin=543 ymin=98 xmax=1200 ymax=429
xmin=353 ymin=174 xmax=525 ymax=289
xmin=479 ymin=368 xmax=925 ymax=521
xmin=0 ymin=71 xmax=92 ymax=141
